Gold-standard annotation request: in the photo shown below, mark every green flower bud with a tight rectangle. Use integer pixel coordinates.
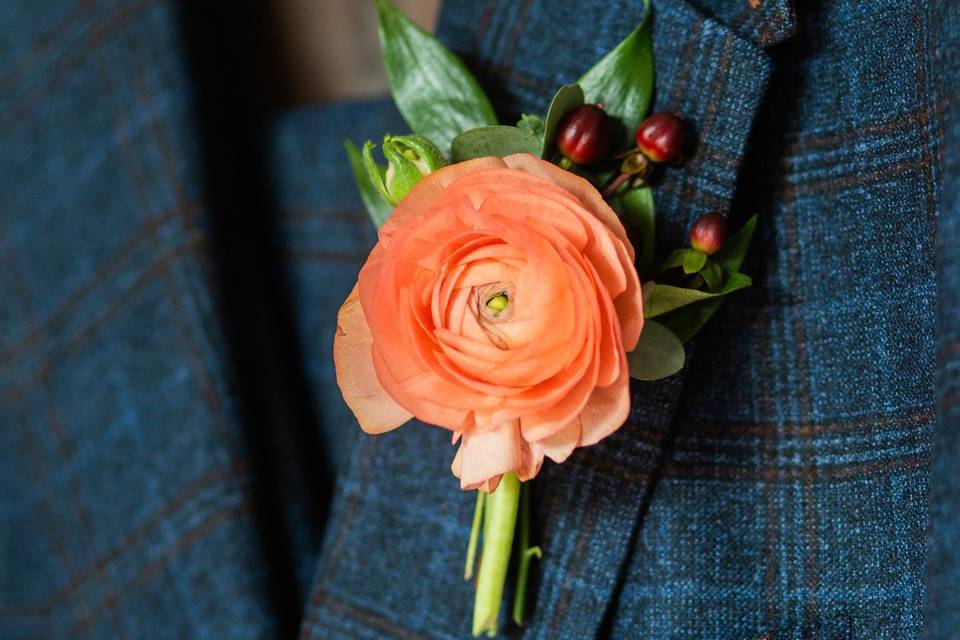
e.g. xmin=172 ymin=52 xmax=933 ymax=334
xmin=362 ymin=134 xmax=447 ymax=206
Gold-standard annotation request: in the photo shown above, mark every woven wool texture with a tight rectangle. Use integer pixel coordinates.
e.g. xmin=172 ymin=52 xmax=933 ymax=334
xmin=0 ymin=6 xmax=280 ymax=640
xmin=927 ymin=1 xmax=960 ymax=637
xmin=1 ymin=0 xmax=957 ymax=639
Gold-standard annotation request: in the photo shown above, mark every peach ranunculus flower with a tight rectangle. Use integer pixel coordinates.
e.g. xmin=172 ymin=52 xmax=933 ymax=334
xmin=334 ymin=153 xmax=644 ymax=491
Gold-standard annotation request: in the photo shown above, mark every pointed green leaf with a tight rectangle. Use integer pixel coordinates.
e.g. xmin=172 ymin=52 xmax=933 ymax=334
xmin=450 ymin=126 xmax=542 ymax=162
xmin=628 ymin=320 xmax=685 ymax=381
xmin=617 ymin=186 xmax=656 ymax=274
xmin=660 ymin=248 xmax=688 ymax=270
xmin=714 ymin=214 xmax=758 ymax=273
xmin=375 ymin=0 xmax=497 ymax=153
xmin=700 ymin=260 xmax=724 ymax=290
xmin=657 ymin=299 xmax=721 ymax=344
xmin=345 ymin=141 xmax=392 ymax=228
xmin=578 ymin=0 xmax=654 ymax=139
xmin=682 ymin=250 xmax=708 ymax=274
xmin=541 ymin=84 xmax=584 ymax=159
xmin=644 ymin=273 xmax=753 ymax=318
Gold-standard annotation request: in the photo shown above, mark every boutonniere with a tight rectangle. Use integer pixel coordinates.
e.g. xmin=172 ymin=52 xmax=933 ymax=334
xmin=334 ymin=0 xmax=756 ymax=635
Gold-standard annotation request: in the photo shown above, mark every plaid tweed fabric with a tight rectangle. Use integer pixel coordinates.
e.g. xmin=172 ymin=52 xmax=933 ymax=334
xmin=927 ymin=2 xmax=960 ymax=638
xmin=291 ymin=1 xmax=954 ymax=639
xmin=1 ymin=1 xmax=958 ymax=640
xmin=0 ymin=1 xmax=287 ymax=638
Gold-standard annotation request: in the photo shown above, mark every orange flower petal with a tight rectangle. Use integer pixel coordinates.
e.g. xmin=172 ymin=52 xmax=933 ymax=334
xmin=337 ymin=154 xmax=643 ymax=489
xmin=503 ymin=153 xmax=633 ymax=257
xmin=380 ymin=156 xmax=508 ymax=241
xmin=579 ymin=353 xmax=631 ymax=447
xmin=454 ymin=420 xmax=524 ymax=491
xmin=535 ymin=417 xmax=582 ymax=464
xmin=333 ymin=286 xmax=412 ymax=434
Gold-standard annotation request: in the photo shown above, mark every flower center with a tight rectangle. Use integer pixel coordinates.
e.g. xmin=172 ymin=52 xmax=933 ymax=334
xmin=474 ymin=282 xmax=515 ymax=349
xmin=485 ymin=292 xmax=509 ymax=314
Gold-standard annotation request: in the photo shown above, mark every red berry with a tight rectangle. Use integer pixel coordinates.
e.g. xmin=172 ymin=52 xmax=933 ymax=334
xmin=556 ymin=104 xmax=612 ymax=165
xmin=635 ymin=113 xmax=686 ymax=163
xmin=689 ymin=213 xmax=727 ymax=255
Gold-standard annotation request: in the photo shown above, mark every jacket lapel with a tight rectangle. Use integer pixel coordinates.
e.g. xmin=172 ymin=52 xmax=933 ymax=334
xmin=436 ymin=1 xmax=777 ymax=635
xmin=293 ymin=0 xmax=784 ymax=637
xmin=683 ymin=0 xmax=796 ymax=47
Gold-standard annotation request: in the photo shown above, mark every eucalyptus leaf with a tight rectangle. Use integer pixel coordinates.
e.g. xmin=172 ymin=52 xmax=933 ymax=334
xmin=578 ymin=0 xmax=654 ymax=139
xmin=644 ymin=273 xmax=753 ymax=318
xmin=375 ymin=0 xmax=497 ymax=153
xmin=345 ymin=141 xmax=392 ymax=228
xmin=541 ymin=84 xmax=584 ymax=159
xmin=517 ymin=114 xmax=546 ymax=146
xmin=451 ymin=126 xmax=543 ymax=162
xmin=617 ymin=186 xmax=655 ymax=274
xmin=628 ymin=320 xmax=685 ymax=381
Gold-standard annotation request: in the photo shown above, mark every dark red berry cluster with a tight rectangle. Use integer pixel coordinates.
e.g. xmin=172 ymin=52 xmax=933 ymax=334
xmin=554 ymin=106 xmax=688 ymax=196
xmin=556 ymin=106 xmax=687 ymax=168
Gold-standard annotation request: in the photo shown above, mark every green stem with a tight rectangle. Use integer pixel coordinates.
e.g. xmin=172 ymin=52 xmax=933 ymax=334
xmin=512 ymin=481 xmax=542 ymax=625
xmin=464 ymin=491 xmax=485 ymax=580
xmin=472 ymin=473 xmax=520 ymax=637
xmin=602 ymin=172 xmax=632 ymax=199
xmin=681 ymin=273 xmax=705 ymax=290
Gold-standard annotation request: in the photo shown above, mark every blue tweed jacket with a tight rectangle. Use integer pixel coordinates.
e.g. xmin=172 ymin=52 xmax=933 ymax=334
xmin=1 ymin=0 xmax=957 ymax=638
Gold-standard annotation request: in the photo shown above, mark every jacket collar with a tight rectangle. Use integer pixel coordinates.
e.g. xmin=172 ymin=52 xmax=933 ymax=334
xmin=686 ymin=0 xmax=796 ymax=46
